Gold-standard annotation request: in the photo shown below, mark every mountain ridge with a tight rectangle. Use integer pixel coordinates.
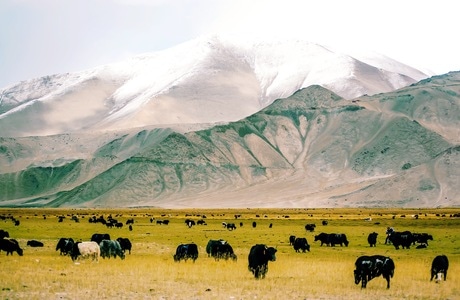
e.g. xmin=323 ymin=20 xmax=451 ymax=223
xmin=1 ymin=72 xmax=458 ymax=208
xmin=0 ymin=35 xmax=427 ymax=137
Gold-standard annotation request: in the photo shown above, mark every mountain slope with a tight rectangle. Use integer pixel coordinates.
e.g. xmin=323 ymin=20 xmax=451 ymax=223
xmin=0 ymin=72 xmax=458 ymax=208
xmin=0 ymin=36 xmax=427 ymax=137
xmin=356 ymin=74 xmax=460 ymax=144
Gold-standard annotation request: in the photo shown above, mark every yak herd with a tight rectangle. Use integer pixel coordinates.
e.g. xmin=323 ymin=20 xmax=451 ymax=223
xmin=54 ymin=235 xmax=131 ymax=262
xmin=0 ymin=214 xmax=452 ymax=288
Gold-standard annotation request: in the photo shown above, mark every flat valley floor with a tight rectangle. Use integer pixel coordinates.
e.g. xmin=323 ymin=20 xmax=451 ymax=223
xmin=0 ymin=207 xmax=459 ymax=299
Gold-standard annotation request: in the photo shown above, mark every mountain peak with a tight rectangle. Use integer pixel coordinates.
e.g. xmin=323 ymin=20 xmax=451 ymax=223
xmin=0 ymin=36 xmax=428 ymax=137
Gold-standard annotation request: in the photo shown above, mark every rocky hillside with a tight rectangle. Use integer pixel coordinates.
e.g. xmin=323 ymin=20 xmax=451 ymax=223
xmin=0 ymin=72 xmax=458 ymax=208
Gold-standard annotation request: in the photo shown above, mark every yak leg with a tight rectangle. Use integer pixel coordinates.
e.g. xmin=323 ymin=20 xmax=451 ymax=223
xmin=361 ymin=277 xmax=367 ymax=288
xmin=384 ymin=274 xmax=391 ymax=289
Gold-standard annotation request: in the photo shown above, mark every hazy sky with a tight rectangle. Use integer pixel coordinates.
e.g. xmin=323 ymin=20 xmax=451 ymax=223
xmin=1 ymin=0 xmax=458 ymax=87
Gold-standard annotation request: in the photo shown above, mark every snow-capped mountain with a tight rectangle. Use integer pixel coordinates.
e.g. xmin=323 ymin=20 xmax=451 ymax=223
xmin=0 ymin=35 xmax=427 ymax=137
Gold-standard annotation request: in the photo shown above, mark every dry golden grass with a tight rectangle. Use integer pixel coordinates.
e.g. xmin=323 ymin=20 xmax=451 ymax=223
xmin=0 ymin=208 xmax=459 ymax=299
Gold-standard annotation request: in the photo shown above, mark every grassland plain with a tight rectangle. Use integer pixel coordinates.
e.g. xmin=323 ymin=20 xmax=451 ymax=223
xmin=0 ymin=208 xmax=459 ymax=299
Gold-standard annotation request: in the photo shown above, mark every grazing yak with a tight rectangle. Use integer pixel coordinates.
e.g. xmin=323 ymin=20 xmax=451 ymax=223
xmin=173 ymin=243 xmax=198 ymax=262
xmin=99 ymin=240 xmax=125 ymax=259
xmin=388 ymin=231 xmax=413 ymax=249
xmin=412 ymin=233 xmax=434 ymax=246
xmin=0 ymin=229 xmax=9 ymax=239
xmin=206 ymin=240 xmax=223 ymax=257
xmin=367 ymin=232 xmax=378 ymax=247
xmin=71 ymin=241 xmax=100 ymax=262
xmin=185 ymin=219 xmax=196 ymax=228
xmin=0 ymin=238 xmax=23 ymax=256
xmin=329 ymin=233 xmax=349 ymax=247
xmin=27 ymin=240 xmax=44 ymax=247
xmin=117 ymin=237 xmax=132 ymax=254
xmin=56 ymin=238 xmax=74 ymax=255
xmin=248 ymin=244 xmax=277 ymax=279
xmin=314 ymin=233 xmax=330 ymax=246
xmin=206 ymin=239 xmax=237 ymax=261
xmin=90 ymin=233 xmax=110 ymax=245
xmin=431 ymin=255 xmax=449 ymax=282
xmin=115 ymin=222 xmax=123 ymax=229
xmin=305 ymin=224 xmax=316 ymax=232
xmin=354 ymin=255 xmax=395 ymax=289
xmin=293 ymin=237 xmax=310 ymax=252
xmin=218 ymin=243 xmax=237 ymax=261
xmin=315 ymin=233 xmax=349 ymax=247
xmin=226 ymin=223 xmax=237 ymax=230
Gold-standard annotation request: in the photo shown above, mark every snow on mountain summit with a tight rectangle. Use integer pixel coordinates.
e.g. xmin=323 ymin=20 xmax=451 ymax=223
xmin=0 ymin=35 xmax=428 ymax=137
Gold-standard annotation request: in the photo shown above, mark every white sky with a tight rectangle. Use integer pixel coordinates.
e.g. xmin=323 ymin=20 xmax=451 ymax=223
xmin=1 ymin=0 xmax=458 ymax=87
